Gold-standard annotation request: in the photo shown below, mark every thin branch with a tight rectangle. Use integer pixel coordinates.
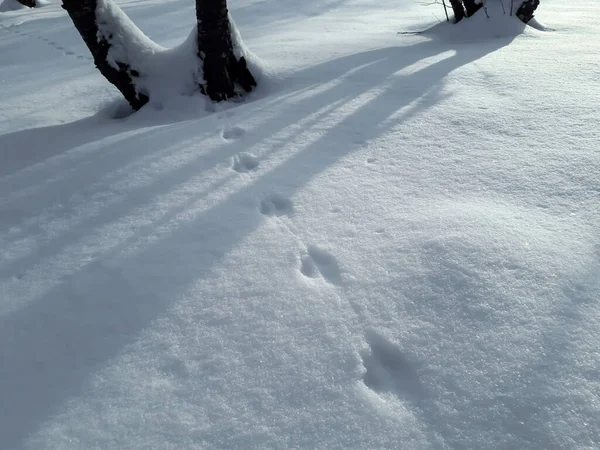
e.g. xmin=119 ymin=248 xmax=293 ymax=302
xmin=499 ymin=0 xmax=506 ymax=14
xmin=482 ymin=2 xmax=490 ymax=17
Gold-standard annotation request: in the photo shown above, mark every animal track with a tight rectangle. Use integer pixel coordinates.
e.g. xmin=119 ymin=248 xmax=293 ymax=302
xmin=222 ymin=126 xmax=246 ymax=140
xmin=299 ymin=245 xmax=342 ymax=285
xmin=361 ymin=330 xmax=424 ymax=398
xmin=41 ymin=38 xmax=91 ymax=61
xmin=259 ymin=194 xmax=293 ymax=217
xmin=3 ymin=26 xmax=91 ymax=62
xmin=232 ymin=153 xmax=259 ymax=173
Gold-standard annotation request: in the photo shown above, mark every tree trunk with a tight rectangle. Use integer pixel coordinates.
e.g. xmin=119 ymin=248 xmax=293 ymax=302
xmin=62 ymin=0 xmax=148 ymax=111
xmin=516 ymin=0 xmax=540 ymax=23
xmin=449 ymin=0 xmax=466 ymax=23
xmin=196 ymin=0 xmax=256 ymax=101
xmin=16 ymin=0 xmax=36 ymax=7
xmin=462 ymin=0 xmax=483 ymax=17
xmin=63 ymin=0 xmax=256 ymax=110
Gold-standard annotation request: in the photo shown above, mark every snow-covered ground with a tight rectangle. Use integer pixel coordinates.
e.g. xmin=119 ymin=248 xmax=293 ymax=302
xmin=1 ymin=0 xmax=599 ymax=448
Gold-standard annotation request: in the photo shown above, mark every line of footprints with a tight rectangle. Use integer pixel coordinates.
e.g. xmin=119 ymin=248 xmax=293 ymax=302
xmin=223 ymin=123 xmax=342 ymax=285
xmin=9 ymin=26 xmax=92 ymax=62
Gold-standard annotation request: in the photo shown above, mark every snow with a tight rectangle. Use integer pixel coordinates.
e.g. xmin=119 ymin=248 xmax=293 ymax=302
xmin=96 ymin=0 xmax=163 ymax=69
xmin=1 ymin=0 xmax=600 ymax=448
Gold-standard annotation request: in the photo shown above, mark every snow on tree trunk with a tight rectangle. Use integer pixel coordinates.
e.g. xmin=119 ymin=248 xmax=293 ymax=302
xmin=62 ymin=0 xmax=148 ymax=111
xmin=63 ymin=0 xmax=257 ymax=110
xmin=196 ymin=0 xmax=256 ymax=101
xmin=16 ymin=0 xmax=35 ymax=7
xmin=449 ymin=0 xmax=466 ymax=23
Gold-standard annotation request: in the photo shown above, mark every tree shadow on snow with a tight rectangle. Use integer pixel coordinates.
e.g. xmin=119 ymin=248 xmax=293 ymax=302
xmin=0 ymin=33 xmax=521 ymax=448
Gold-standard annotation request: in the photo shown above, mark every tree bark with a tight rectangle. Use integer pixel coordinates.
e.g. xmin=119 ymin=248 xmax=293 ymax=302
xmin=196 ymin=0 xmax=256 ymax=101
xmin=62 ymin=0 xmax=148 ymax=110
xmin=516 ymin=0 xmax=540 ymax=23
xmin=16 ymin=0 xmax=36 ymax=7
xmin=449 ymin=0 xmax=466 ymax=23
xmin=462 ymin=0 xmax=483 ymax=17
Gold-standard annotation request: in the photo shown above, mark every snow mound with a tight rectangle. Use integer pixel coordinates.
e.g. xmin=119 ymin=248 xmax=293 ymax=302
xmin=229 ymin=14 xmax=272 ymax=93
xmin=527 ymin=17 xmax=553 ymax=31
xmin=421 ymin=2 xmax=532 ymax=42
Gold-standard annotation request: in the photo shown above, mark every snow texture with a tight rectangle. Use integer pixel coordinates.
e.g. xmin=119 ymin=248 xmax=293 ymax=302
xmin=1 ymin=0 xmax=600 ymax=448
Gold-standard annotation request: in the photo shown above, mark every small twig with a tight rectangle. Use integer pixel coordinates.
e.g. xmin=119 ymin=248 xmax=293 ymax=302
xmin=499 ymin=0 xmax=506 ymax=14
xmin=510 ymin=0 xmax=514 ymax=16
xmin=478 ymin=0 xmax=489 ymax=18
xmin=418 ymin=0 xmax=450 ymax=22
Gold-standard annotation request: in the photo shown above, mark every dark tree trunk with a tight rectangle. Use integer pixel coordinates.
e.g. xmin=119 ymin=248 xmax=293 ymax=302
xmin=449 ymin=0 xmax=466 ymax=23
xmin=16 ymin=0 xmax=36 ymax=7
xmin=196 ymin=0 xmax=256 ymax=101
xmin=516 ymin=0 xmax=540 ymax=23
xmin=462 ymin=0 xmax=483 ymax=17
xmin=61 ymin=0 xmax=148 ymax=111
